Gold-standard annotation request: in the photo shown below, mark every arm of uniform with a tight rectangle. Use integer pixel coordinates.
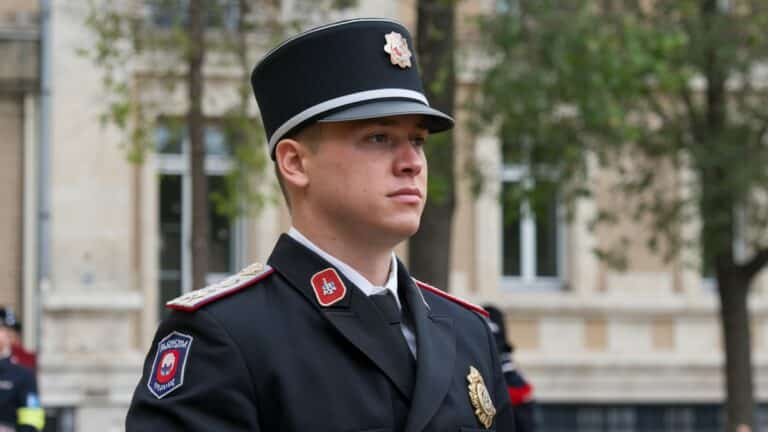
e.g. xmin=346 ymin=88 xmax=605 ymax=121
xmin=125 ymin=309 xmax=261 ymax=431
xmin=417 ymin=280 xmax=517 ymax=431
xmin=483 ymin=317 xmax=516 ymax=432
xmin=502 ymin=356 xmax=534 ymax=405
xmin=16 ymin=368 xmax=44 ymax=432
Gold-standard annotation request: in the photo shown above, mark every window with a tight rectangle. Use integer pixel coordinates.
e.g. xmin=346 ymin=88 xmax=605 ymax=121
xmin=43 ymin=407 xmax=76 ymax=432
xmin=145 ymin=0 xmax=241 ymax=31
xmin=700 ymin=207 xmax=746 ymax=293
xmin=495 ymin=0 xmax=520 ymax=15
xmin=501 ymin=164 xmax=565 ymax=291
xmin=700 ymin=246 xmax=716 ymax=292
xmin=155 ymin=122 xmax=243 ymax=319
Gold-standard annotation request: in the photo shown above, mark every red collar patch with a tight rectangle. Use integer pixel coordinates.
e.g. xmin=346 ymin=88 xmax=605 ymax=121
xmin=311 ymin=268 xmax=347 ymax=306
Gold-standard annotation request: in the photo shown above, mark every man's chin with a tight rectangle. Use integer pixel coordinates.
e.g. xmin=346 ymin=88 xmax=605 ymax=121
xmin=385 ymin=219 xmax=421 ymax=241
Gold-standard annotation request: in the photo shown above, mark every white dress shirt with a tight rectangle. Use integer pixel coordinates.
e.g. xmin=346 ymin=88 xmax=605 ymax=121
xmin=288 ymin=227 xmax=417 ymax=356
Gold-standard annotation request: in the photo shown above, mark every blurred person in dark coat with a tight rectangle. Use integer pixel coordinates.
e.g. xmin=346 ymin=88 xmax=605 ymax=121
xmin=0 ymin=308 xmax=43 ymax=432
xmin=484 ymin=305 xmax=536 ymax=431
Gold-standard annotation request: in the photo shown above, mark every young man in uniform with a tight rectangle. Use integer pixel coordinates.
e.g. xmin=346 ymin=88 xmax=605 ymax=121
xmin=127 ymin=18 xmax=514 ymax=431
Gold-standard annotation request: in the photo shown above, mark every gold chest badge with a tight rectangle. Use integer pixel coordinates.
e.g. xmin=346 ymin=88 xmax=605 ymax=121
xmin=467 ymin=366 xmax=496 ymax=428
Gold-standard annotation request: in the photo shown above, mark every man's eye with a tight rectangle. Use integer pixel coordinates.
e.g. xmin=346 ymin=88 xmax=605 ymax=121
xmin=411 ymin=136 xmax=426 ymax=147
xmin=367 ymin=134 xmax=391 ymax=144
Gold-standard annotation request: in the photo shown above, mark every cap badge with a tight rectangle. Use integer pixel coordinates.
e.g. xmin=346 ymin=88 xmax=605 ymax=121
xmin=311 ymin=268 xmax=347 ymax=307
xmin=467 ymin=366 xmax=496 ymax=428
xmin=384 ymin=31 xmax=412 ymax=69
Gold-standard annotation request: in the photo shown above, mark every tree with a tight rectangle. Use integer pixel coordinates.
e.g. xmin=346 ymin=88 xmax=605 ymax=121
xmin=479 ymin=0 xmax=768 ymax=430
xmin=82 ymin=0 xmax=275 ymax=293
xmin=82 ymin=0 xmax=354 ymax=293
xmin=187 ymin=0 xmax=208 ymax=293
xmin=410 ymin=0 xmax=457 ymax=290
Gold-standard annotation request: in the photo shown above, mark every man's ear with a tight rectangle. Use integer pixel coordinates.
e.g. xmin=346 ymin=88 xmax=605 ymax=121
xmin=275 ymin=138 xmax=310 ymax=189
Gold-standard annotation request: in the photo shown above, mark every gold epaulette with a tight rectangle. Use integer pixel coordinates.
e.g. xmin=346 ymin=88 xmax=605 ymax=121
xmin=166 ymin=262 xmax=274 ymax=312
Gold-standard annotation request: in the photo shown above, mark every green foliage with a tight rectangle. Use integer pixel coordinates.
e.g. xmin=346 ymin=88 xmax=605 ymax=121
xmin=81 ymin=1 xmax=153 ymax=162
xmin=81 ymin=0 xmax=361 ymax=220
xmin=424 ymin=132 xmax=453 ymax=204
xmin=210 ymin=111 xmax=270 ymax=219
xmin=478 ymin=0 xmax=768 ymax=270
xmin=80 ymin=0 xmax=275 ymax=220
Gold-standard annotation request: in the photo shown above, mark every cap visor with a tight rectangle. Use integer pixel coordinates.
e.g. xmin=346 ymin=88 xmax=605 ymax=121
xmin=317 ymin=100 xmax=454 ymax=133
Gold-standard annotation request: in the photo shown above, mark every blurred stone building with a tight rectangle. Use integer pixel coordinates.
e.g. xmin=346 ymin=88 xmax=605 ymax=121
xmin=0 ymin=0 xmax=38 ymax=330
xmin=3 ymin=0 xmax=768 ymax=431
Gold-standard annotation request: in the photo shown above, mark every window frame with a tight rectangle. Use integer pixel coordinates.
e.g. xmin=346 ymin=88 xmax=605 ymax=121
xmin=499 ymin=163 xmax=567 ymax=292
xmin=144 ymin=0 xmax=242 ymax=32
xmin=155 ymin=123 xmax=246 ymax=297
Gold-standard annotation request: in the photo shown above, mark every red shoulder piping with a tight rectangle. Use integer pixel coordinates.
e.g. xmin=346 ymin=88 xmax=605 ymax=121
xmin=413 ymin=279 xmax=489 ymax=318
xmin=166 ymin=268 xmax=275 ymax=312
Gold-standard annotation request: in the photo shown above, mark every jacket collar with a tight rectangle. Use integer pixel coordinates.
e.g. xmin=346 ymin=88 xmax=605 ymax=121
xmin=286 ymin=227 xmax=401 ymax=306
xmin=268 ymin=234 xmax=415 ymax=399
xmin=267 ymin=234 xmax=457 ymax=429
xmin=398 ymin=260 xmax=456 ymax=432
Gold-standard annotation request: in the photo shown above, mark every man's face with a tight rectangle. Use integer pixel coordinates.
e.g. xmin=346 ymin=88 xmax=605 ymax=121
xmin=302 ymin=114 xmax=429 ymax=245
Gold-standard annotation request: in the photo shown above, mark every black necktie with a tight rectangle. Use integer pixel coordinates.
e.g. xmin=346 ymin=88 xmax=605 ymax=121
xmin=371 ymin=290 xmax=416 ymax=366
xmin=370 ymin=291 xmax=401 ymax=325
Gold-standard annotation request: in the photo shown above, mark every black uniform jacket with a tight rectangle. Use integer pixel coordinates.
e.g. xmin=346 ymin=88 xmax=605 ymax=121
xmin=0 ymin=357 xmax=39 ymax=432
xmin=127 ymin=235 xmax=514 ymax=431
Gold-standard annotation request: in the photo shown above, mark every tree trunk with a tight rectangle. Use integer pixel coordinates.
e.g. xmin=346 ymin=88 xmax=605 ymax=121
xmin=188 ymin=0 xmax=208 ymax=290
xmin=696 ymin=1 xmax=756 ymax=428
xmin=717 ymin=268 xmax=755 ymax=431
xmin=409 ymin=0 xmax=456 ymax=290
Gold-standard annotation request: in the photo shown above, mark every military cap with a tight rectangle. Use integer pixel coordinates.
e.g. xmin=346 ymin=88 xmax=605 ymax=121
xmin=0 ymin=307 xmax=17 ymax=329
xmin=250 ymin=18 xmax=454 ymax=159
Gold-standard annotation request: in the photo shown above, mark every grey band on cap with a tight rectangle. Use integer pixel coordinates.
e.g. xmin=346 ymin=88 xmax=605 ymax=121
xmin=318 ymin=99 xmax=453 ymax=125
xmin=268 ymin=88 xmax=428 ymax=152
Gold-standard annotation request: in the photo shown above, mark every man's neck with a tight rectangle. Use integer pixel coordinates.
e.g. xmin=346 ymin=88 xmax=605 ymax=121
xmin=292 ymin=221 xmax=395 ymax=286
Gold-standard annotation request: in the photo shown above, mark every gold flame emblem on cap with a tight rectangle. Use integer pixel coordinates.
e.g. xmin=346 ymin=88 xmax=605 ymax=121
xmin=384 ymin=31 xmax=412 ymax=69
xmin=467 ymin=366 xmax=496 ymax=428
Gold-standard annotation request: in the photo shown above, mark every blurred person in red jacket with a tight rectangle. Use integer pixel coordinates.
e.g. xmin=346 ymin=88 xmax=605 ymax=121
xmin=0 ymin=309 xmax=36 ymax=372
xmin=484 ymin=304 xmax=536 ymax=431
xmin=8 ymin=331 xmax=35 ymax=373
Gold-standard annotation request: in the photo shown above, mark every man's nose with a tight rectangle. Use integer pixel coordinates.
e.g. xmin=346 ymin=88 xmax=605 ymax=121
xmin=394 ymin=142 xmax=424 ymax=176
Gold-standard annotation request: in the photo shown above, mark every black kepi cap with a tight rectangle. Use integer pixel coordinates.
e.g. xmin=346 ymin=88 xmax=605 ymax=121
xmin=251 ymin=18 xmax=454 ymax=159
xmin=0 ymin=307 xmax=17 ymax=330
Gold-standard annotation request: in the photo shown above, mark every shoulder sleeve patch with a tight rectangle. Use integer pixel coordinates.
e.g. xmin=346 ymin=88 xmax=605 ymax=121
xmin=166 ymin=263 xmax=274 ymax=312
xmin=413 ymin=278 xmax=489 ymax=318
xmin=147 ymin=331 xmax=193 ymax=399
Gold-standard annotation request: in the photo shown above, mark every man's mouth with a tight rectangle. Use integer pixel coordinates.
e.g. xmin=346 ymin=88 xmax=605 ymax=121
xmin=387 ymin=187 xmax=422 ymax=204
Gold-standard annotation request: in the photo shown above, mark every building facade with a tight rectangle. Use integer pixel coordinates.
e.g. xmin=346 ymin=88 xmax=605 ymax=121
xmin=2 ymin=0 xmax=767 ymax=431
xmin=0 ymin=0 xmax=38 ymax=334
